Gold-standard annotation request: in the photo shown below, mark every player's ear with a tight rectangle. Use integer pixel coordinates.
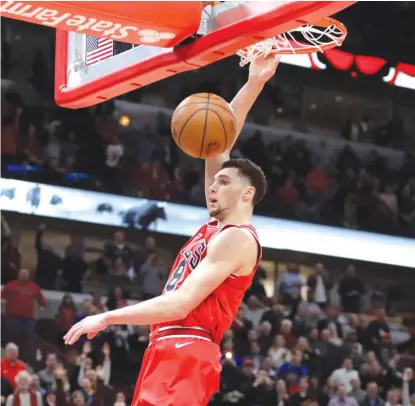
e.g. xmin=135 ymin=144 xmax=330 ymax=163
xmin=242 ymin=186 xmax=255 ymax=203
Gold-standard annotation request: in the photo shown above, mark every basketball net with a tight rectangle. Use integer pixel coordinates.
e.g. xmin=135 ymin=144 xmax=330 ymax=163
xmin=237 ymin=17 xmax=347 ymax=67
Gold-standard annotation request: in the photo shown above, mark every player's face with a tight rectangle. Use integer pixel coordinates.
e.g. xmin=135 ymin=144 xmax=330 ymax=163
xmin=208 ymin=167 xmax=254 ymax=219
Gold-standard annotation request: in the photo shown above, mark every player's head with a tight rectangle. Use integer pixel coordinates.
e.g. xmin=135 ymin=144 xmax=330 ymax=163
xmin=207 ymin=158 xmax=266 ymax=220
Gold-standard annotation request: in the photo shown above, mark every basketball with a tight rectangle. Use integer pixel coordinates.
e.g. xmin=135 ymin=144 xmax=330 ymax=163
xmin=171 ymin=93 xmax=237 ymax=159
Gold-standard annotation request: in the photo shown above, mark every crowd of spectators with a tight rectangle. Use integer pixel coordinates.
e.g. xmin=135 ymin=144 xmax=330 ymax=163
xmin=2 ymin=215 xmax=415 ymax=406
xmin=1 ymin=30 xmax=415 ymax=239
xmin=1 ymin=16 xmax=415 ymax=406
xmin=2 ymin=259 xmax=415 ymax=406
xmin=1 ymin=217 xmax=167 ymax=298
xmin=1 ymin=86 xmax=415 ymax=238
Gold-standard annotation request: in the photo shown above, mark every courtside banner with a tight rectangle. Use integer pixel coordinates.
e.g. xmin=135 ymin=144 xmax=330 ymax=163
xmin=1 ymin=178 xmax=414 ymax=267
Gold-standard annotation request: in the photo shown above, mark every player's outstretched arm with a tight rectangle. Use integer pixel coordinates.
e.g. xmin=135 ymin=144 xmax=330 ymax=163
xmin=204 ymin=55 xmax=281 ymax=204
xmin=64 ymin=228 xmax=257 ymax=345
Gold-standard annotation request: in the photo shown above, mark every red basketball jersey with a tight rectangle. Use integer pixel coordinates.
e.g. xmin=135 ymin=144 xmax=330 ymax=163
xmin=152 ymin=219 xmax=262 ymax=344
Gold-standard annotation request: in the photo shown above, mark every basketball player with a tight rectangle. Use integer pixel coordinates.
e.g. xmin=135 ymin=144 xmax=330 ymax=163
xmin=64 ymin=55 xmax=281 ymax=405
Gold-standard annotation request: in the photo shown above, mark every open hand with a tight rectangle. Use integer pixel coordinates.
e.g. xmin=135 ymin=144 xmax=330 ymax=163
xmin=102 ymin=342 xmax=111 ymax=358
xmin=36 ymin=349 xmax=42 ymax=362
xmin=249 ymin=55 xmax=281 ymax=84
xmin=95 ymin=365 xmax=105 ymax=380
xmin=82 ymin=340 xmax=92 ymax=355
xmin=64 ymin=314 xmax=108 ymax=345
xmin=46 ymin=393 xmax=56 ymax=406
xmin=54 ymin=364 xmax=66 ymax=379
xmin=403 ymin=368 xmax=413 ymax=382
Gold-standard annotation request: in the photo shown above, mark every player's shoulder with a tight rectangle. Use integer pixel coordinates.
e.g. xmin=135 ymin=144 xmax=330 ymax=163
xmin=211 ymin=224 xmax=257 ymax=253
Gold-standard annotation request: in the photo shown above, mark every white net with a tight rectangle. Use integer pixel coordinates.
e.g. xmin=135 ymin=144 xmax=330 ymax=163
xmin=237 ymin=22 xmax=346 ymax=67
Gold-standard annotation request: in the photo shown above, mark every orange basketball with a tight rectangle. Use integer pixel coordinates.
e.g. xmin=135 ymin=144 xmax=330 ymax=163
xmin=171 ymin=93 xmax=237 ymax=159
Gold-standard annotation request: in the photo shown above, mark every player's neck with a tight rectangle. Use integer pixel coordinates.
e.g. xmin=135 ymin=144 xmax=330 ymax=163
xmin=217 ymin=210 xmax=252 ymax=226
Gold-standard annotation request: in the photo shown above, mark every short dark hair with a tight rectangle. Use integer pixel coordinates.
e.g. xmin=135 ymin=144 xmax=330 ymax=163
xmin=221 ymin=158 xmax=267 ymax=206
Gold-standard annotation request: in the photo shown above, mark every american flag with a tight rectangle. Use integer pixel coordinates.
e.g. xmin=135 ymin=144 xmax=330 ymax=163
xmin=86 ymin=35 xmax=113 ymax=66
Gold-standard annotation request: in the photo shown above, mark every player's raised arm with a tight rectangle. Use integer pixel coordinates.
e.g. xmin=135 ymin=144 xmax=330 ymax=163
xmin=204 ymin=55 xmax=281 ymax=203
xmin=63 ymin=227 xmax=257 ymax=344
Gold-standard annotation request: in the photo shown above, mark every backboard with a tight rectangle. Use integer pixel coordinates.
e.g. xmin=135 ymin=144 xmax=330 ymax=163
xmin=2 ymin=0 xmax=356 ymax=109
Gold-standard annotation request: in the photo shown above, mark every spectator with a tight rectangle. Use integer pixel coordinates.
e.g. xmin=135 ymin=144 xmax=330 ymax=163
xmin=20 ymin=124 xmax=43 ymax=166
xmin=247 ymin=340 xmax=263 ymax=372
xmin=1 ymin=92 xmax=20 ymax=166
xmin=231 ymin=308 xmax=253 ymax=357
xmin=289 ymin=376 xmax=313 ymax=406
xmin=43 ymin=122 xmax=61 ymax=162
xmin=61 ymin=246 xmax=88 ymax=293
xmin=275 ymin=379 xmax=290 ymax=406
xmin=139 ymin=252 xmax=167 ymax=300
xmin=361 ymin=382 xmax=385 ymax=406
xmin=307 ymin=263 xmax=332 ymax=309
xmin=38 ymin=353 xmax=58 ymax=392
xmin=279 ymin=264 xmax=304 ymax=305
xmin=29 ymin=374 xmax=47 ymax=400
xmin=1 ymin=268 xmax=45 ymax=332
xmin=106 ymin=286 xmax=129 ymax=311
xmin=378 ymin=184 xmax=398 ymax=215
xmin=297 ymin=337 xmax=318 ymax=377
xmin=317 ymin=306 xmax=343 ymax=339
xmin=257 ymin=321 xmax=274 ymax=357
xmin=331 ymin=358 xmax=360 ymax=393
xmin=1 ymin=343 xmax=27 ymax=390
xmin=328 ymin=384 xmax=359 ymax=406
xmin=314 ymin=329 xmax=344 ymax=383
xmin=278 ymin=177 xmax=301 ymax=207
xmin=91 ymin=294 xmax=107 ymax=314
xmin=134 ymin=236 xmax=159 ymax=269
xmin=306 ymin=164 xmax=330 ymax=200
xmin=249 ymin=369 xmax=275 ymax=405
xmin=56 ymin=294 xmax=77 ymax=346
xmin=245 ymin=296 xmax=267 ymax=330
xmin=360 ymin=362 xmax=390 ymax=399
xmin=1 ymin=216 xmax=20 ymax=284
xmin=5 ymin=370 xmax=42 ymax=406
xmin=104 ymin=135 xmax=124 ymax=193
xmin=279 ymin=319 xmax=297 ymax=350
xmin=277 ymin=350 xmax=308 ymax=380
xmin=261 ymin=304 xmax=284 ymax=335
xmin=385 ymin=389 xmax=402 ymax=406
xmin=338 ymin=265 xmax=365 ymax=313
xmin=1 ymin=375 xmax=13 ymax=403
xmin=348 ymin=378 xmax=366 ymax=403
xmin=292 ymin=307 xmax=313 ymax=338
xmin=34 ymin=225 xmax=62 ymax=290
xmin=104 ymin=230 xmax=133 ymax=268
xmin=402 ymin=368 xmax=414 ymax=406
xmin=365 ymin=309 xmax=391 ymax=356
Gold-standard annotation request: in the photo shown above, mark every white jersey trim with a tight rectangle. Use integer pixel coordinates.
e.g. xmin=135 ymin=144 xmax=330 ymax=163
xmin=152 ymin=334 xmax=212 ymax=344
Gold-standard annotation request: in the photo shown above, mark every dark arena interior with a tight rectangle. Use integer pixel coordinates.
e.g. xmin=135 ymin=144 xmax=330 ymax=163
xmin=1 ymin=2 xmax=415 ymax=406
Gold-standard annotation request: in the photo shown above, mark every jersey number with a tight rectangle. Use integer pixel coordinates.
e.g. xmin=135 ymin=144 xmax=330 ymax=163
xmin=165 ymin=241 xmax=207 ymax=292
xmin=165 ymin=259 xmax=186 ymax=292
xmin=183 ymin=241 xmax=206 ymax=270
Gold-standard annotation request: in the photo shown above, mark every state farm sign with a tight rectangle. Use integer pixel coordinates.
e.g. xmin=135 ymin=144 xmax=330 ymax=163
xmin=1 ymin=1 xmax=176 ymax=44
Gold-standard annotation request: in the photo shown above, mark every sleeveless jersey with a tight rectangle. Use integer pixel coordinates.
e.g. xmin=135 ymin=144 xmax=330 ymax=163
xmin=152 ymin=219 xmax=262 ymax=344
